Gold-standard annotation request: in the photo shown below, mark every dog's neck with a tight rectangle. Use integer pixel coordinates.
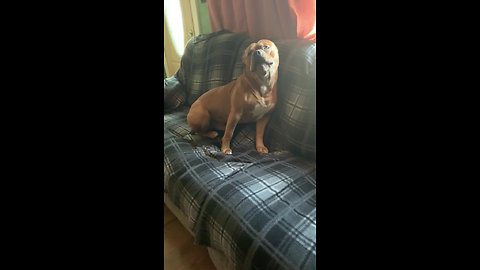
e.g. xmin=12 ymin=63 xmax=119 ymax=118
xmin=245 ymin=74 xmax=276 ymax=98
xmin=246 ymin=79 xmax=268 ymax=98
xmin=244 ymin=76 xmax=277 ymax=108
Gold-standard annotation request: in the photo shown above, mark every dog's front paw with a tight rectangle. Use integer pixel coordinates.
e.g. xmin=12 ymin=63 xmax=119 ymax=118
xmin=256 ymin=145 xmax=269 ymax=154
xmin=222 ymin=148 xmax=233 ymax=155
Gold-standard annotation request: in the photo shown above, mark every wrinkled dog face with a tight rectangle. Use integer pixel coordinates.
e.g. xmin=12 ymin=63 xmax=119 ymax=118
xmin=242 ymin=40 xmax=279 ymax=82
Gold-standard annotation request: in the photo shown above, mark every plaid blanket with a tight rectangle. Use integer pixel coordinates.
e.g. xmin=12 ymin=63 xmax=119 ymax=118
xmin=164 ymin=31 xmax=316 ymax=269
xmin=164 ymin=110 xmax=316 ymax=270
xmin=266 ymin=40 xmax=316 ymax=160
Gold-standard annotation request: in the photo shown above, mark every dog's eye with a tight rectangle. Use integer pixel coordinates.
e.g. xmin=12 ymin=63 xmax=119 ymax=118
xmin=263 ymin=45 xmax=270 ymax=50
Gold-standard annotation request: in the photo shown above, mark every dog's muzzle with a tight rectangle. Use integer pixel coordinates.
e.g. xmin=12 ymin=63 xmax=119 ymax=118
xmin=250 ymin=50 xmax=274 ymax=76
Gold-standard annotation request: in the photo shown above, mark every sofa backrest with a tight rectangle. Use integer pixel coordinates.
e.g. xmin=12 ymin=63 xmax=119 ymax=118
xmin=175 ymin=31 xmax=316 ymax=160
xmin=176 ymin=30 xmax=254 ymax=106
xmin=267 ymin=39 xmax=316 ymax=160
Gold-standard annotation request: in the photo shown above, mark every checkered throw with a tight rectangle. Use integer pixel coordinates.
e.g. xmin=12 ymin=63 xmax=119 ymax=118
xmin=164 ymin=110 xmax=316 ymax=270
xmin=164 ymin=31 xmax=316 ymax=269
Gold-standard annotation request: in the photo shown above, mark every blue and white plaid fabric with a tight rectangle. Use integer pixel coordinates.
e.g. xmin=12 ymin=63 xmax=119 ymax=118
xmin=267 ymin=40 xmax=316 ymax=160
xmin=164 ymin=111 xmax=316 ymax=270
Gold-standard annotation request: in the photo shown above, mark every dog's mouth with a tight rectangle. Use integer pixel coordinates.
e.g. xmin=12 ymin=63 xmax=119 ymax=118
xmin=257 ymin=62 xmax=272 ymax=76
xmin=250 ymin=56 xmax=274 ymax=77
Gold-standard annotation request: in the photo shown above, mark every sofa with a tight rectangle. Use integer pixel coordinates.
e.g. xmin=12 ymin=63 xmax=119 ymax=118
xmin=164 ymin=30 xmax=316 ymax=270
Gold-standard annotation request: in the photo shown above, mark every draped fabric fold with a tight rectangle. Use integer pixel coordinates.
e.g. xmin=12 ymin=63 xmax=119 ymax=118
xmin=206 ymin=0 xmax=316 ymax=42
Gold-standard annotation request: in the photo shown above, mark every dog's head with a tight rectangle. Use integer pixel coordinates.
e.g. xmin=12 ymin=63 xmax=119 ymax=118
xmin=242 ymin=39 xmax=279 ymax=85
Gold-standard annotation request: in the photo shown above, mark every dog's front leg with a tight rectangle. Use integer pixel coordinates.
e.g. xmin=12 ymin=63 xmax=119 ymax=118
xmin=221 ymin=111 xmax=241 ymax=155
xmin=255 ymin=114 xmax=271 ymax=154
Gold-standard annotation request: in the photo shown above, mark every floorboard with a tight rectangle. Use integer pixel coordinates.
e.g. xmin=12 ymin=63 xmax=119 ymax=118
xmin=164 ymin=204 xmax=216 ymax=270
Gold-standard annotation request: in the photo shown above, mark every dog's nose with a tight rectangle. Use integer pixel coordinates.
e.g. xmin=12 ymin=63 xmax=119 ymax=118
xmin=255 ymin=50 xmax=262 ymax=56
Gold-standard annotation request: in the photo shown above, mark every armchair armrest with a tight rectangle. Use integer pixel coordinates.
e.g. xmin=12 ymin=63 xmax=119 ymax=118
xmin=164 ymin=76 xmax=186 ymax=114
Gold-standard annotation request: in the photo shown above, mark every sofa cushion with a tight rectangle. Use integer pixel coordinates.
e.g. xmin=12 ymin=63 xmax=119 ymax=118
xmin=164 ymin=107 xmax=261 ymax=156
xmin=164 ymin=110 xmax=317 ymax=270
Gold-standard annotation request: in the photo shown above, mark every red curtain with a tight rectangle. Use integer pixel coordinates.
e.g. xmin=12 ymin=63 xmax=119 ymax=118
xmin=206 ymin=0 xmax=316 ymax=42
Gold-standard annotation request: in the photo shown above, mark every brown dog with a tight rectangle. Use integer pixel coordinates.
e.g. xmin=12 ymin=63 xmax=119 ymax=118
xmin=187 ymin=39 xmax=279 ymax=155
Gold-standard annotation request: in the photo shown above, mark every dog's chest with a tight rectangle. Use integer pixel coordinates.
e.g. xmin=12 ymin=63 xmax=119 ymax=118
xmin=242 ymin=97 xmax=275 ymax=122
xmin=252 ymin=100 xmax=273 ymax=116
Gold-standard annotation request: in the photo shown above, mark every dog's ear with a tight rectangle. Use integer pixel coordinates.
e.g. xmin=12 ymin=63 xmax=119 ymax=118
xmin=242 ymin=43 xmax=256 ymax=72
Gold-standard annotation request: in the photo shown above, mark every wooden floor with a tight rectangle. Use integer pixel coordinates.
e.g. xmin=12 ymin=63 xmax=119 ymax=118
xmin=164 ymin=204 xmax=216 ymax=270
